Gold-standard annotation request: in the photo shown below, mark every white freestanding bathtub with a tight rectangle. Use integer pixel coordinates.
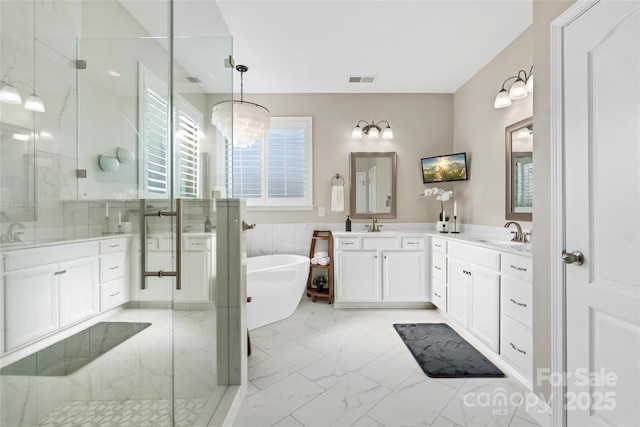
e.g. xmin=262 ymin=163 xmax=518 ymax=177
xmin=246 ymin=254 xmax=310 ymax=330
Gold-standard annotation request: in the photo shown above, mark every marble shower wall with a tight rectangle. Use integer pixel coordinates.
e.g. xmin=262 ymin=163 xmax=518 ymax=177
xmin=0 ymin=0 xmax=80 ymax=242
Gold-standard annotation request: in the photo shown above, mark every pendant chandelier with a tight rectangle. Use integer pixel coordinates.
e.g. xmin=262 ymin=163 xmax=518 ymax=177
xmin=211 ymin=65 xmax=270 ymax=148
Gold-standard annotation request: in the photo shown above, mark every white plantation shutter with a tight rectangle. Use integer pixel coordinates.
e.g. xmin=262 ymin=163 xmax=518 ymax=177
xmin=175 ymin=99 xmax=202 ymax=198
xmin=143 ymin=87 xmax=169 ymax=195
xmin=139 ymin=64 xmax=203 ymax=198
xmin=226 ymin=117 xmax=312 ymax=209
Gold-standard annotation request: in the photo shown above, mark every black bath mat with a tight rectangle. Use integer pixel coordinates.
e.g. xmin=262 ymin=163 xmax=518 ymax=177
xmin=393 ymin=323 xmax=504 ymax=378
xmin=1 ymin=322 xmax=151 ymax=376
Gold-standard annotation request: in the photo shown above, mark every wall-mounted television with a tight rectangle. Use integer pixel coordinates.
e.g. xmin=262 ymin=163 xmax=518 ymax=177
xmin=421 ymin=152 xmax=468 ymax=184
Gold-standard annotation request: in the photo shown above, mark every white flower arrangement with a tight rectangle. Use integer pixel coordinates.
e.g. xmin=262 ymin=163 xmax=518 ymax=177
xmin=422 ymin=187 xmax=453 ymax=201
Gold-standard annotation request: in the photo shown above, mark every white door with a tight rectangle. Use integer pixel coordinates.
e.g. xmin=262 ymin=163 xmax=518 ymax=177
xmin=368 ymin=166 xmax=377 ymax=213
xmin=447 ymin=258 xmax=469 ymax=328
xmin=356 ymin=171 xmax=367 ymax=213
xmin=336 ymin=251 xmax=379 ymax=301
xmin=564 ymin=2 xmax=640 ymax=425
xmin=468 ymin=267 xmax=500 ymax=353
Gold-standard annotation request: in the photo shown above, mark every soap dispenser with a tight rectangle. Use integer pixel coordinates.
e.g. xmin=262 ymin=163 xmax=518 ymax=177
xmin=204 ymin=216 xmax=212 ymax=232
xmin=345 ymin=215 xmax=351 ymax=232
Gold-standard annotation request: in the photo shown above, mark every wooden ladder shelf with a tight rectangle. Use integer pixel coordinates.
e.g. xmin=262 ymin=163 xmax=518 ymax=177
xmin=306 ymin=230 xmax=334 ymax=304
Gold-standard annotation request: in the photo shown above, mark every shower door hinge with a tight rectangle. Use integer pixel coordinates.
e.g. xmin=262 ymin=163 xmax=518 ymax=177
xmin=74 ymin=60 xmax=87 ymax=70
xmin=225 ymin=55 xmax=235 ymax=68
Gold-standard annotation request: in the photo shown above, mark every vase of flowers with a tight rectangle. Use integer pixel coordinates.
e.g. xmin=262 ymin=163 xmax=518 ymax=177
xmin=422 ymin=187 xmax=454 ymax=232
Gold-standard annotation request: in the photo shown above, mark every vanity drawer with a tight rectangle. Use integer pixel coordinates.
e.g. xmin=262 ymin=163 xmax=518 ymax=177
xmin=361 ymin=237 xmax=398 ymax=250
xmin=99 ymin=238 xmax=127 ymax=254
xmin=4 ymin=242 xmax=98 ymax=272
xmin=100 ymin=278 xmax=127 ymax=311
xmin=501 ymin=253 xmax=532 ymax=281
xmin=100 ymin=252 xmax=126 ymax=283
xmin=502 ymin=276 xmax=532 ymax=329
xmin=501 ymin=316 xmax=533 ymax=382
xmin=401 ymin=237 xmax=425 ymax=249
xmin=432 ymin=252 xmax=447 ymax=282
xmin=431 ymin=237 xmax=447 ymax=253
xmin=183 ymin=237 xmax=210 ymax=251
xmin=448 ymin=242 xmax=500 ymax=271
xmin=431 ymin=279 xmax=447 ymax=311
xmin=336 ymin=237 xmax=358 ymax=250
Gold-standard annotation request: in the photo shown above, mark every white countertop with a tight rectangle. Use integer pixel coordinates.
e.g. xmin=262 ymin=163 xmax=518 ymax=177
xmin=333 ymin=230 xmax=532 ymax=256
xmin=0 ymin=232 xmax=216 ymax=253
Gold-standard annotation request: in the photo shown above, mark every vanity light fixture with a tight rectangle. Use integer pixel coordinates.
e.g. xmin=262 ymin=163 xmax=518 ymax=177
xmin=0 ymin=78 xmax=46 ymax=112
xmin=494 ymin=66 xmax=533 ymax=109
xmin=211 ymin=64 xmax=271 ymax=148
xmin=351 ymin=120 xmax=393 ymax=140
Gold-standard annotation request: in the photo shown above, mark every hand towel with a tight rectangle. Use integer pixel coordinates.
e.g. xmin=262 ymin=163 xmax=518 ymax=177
xmin=318 ymin=257 xmax=329 ymax=266
xmin=314 ymin=251 xmax=328 ymax=258
xmin=311 ymin=257 xmax=318 ymax=265
xmin=331 ymin=185 xmax=344 ymax=213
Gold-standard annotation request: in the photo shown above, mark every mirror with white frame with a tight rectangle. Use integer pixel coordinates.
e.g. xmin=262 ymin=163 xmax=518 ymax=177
xmin=506 ymin=117 xmax=533 ymax=221
xmin=349 ymin=152 xmax=396 ymax=219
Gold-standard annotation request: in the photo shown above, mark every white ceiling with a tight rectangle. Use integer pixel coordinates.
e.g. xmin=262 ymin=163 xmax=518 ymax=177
xmin=216 ymin=0 xmax=533 ymax=94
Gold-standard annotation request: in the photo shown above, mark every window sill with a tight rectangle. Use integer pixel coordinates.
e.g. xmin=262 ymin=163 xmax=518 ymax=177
xmin=246 ymin=205 xmax=315 ymax=212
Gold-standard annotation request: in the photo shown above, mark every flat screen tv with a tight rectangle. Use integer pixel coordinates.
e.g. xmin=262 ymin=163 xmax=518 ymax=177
xmin=421 ymin=152 xmax=468 ymax=184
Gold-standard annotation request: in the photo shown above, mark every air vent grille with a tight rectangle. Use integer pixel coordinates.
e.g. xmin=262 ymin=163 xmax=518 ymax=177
xmin=348 ymin=75 xmax=375 ymax=83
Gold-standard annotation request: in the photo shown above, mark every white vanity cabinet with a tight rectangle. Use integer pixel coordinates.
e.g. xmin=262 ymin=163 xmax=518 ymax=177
xmin=334 ymin=233 xmax=428 ymax=307
xmin=430 ymin=238 xmax=448 ymax=311
xmin=446 ymin=242 xmax=501 ymax=353
xmin=135 ymin=234 xmax=215 ymax=304
xmin=2 ymin=242 xmax=99 ymax=352
xmin=99 ymin=237 xmax=129 ymax=311
xmin=500 ymin=252 xmax=533 ymax=385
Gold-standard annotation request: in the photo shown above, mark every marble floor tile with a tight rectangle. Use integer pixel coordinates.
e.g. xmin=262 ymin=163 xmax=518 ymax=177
xmin=236 ymin=301 xmax=541 ymax=427
xmin=367 ymin=373 xmax=458 ymax=427
xmin=292 ymin=373 xmax=390 ymax=427
xmin=250 ymin=344 xmax=324 ymax=390
xmin=440 ymin=377 xmax=526 ymax=427
xmin=298 ymin=346 xmax=379 ymax=389
xmin=234 ymin=373 xmax=324 ymax=427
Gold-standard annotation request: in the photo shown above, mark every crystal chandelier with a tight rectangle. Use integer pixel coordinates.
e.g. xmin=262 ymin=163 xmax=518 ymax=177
xmin=211 ymin=65 xmax=270 ymax=148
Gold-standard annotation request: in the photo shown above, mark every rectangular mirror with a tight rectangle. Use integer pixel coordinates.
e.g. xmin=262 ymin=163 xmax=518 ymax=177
xmin=506 ymin=117 xmax=533 ymax=221
xmin=0 ymin=122 xmax=36 ymax=221
xmin=350 ymin=152 xmax=396 ymax=219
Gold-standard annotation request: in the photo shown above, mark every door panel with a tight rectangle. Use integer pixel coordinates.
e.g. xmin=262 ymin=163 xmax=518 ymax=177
xmin=564 ymin=2 xmax=640 ymax=425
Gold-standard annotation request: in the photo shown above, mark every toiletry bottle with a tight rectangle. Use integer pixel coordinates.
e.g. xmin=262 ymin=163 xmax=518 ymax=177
xmin=345 ymin=215 xmax=351 ymax=232
xmin=204 ymin=216 xmax=212 ymax=232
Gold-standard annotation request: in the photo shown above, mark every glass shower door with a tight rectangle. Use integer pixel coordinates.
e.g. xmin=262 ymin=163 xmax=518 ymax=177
xmin=0 ymin=0 xmax=234 ymax=424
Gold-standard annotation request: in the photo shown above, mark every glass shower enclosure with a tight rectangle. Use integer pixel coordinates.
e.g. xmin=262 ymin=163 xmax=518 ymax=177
xmin=0 ymin=0 xmax=237 ymax=425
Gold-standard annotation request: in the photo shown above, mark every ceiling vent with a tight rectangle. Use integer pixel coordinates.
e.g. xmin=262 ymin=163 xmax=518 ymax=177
xmin=185 ymin=76 xmax=201 ymax=83
xmin=348 ymin=75 xmax=375 ymax=83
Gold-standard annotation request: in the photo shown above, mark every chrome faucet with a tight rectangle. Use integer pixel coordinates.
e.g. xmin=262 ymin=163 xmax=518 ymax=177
xmin=504 ymin=221 xmax=523 ymax=242
xmin=365 ymin=218 xmax=383 ymax=232
xmin=7 ymin=222 xmax=25 ymax=242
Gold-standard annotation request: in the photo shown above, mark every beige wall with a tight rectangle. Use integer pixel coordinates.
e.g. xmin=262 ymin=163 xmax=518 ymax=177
xmin=532 ymin=0 xmax=575 ymax=401
xmin=210 ymin=93 xmax=454 ymax=225
xmin=452 ymin=28 xmax=533 ymax=228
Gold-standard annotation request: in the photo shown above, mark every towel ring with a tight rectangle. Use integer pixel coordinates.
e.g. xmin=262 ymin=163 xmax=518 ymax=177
xmin=331 ymin=174 xmax=345 ymax=186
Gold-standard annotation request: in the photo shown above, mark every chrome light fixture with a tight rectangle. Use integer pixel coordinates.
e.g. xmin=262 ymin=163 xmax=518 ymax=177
xmin=494 ymin=66 xmax=533 ymax=109
xmin=352 ymin=120 xmax=393 ymax=140
xmin=0 ymin=78 xmax=46 ymax=112
xmin=211 ymin=65 xmax=270 ymax=148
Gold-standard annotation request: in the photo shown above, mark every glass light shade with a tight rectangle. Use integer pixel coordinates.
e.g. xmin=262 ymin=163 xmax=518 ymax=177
xmin=211 ymin=100 xmax=271 ymax=148
xmin=382 ymin=126 xmax=393 ymax=139
xmin=351 ymin=126 xmax=363 ymax=138
xmin=24 ymin=94 xmax=45 ymax=112
xmin=494 ymin=89 xmax=512 ymax=108
xmin=0 ymin=84 xmax=22 ymax=104
xmin=367 ymin=126 xmax=379 ymax=139
xmin=526 ymin=75 xmax=534 ymax=93
xmin=509 ymin=79 xmax=527 ymax=100
xmin=516 ymin=128 xmax=532 ymax=139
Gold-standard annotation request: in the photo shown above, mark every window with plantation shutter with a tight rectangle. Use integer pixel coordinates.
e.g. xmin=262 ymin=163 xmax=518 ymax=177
xmin=226 ymin=117 xmax=313 ymax=209
xmin=139 ymin=64 xmax=203 ymax=198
